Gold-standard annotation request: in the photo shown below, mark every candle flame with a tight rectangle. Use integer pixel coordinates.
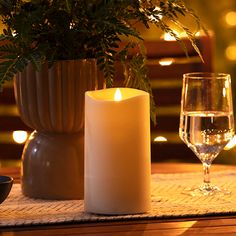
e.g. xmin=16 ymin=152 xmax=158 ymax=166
xmin=114 ymin=88 xmax=122 ymax=101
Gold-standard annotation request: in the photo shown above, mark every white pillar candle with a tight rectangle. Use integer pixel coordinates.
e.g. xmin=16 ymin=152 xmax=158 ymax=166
xmin=84 ymin=88 xmax=151 ymax=215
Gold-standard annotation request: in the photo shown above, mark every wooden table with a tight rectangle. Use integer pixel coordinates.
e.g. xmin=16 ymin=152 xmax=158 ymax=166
xmin=1 ymin=163 xmax=236 ymax=235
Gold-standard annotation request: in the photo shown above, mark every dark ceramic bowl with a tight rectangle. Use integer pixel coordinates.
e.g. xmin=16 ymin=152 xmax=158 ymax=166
xmin=0 ymin=176 xmax=13 ymax=204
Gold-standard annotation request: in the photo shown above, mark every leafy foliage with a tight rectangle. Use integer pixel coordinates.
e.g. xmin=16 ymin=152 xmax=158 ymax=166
xmin=0 ymin=0 xmax=204 ymax=123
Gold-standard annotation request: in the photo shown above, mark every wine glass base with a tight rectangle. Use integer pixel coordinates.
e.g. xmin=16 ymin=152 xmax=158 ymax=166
xmin=182 ymin=184 xmax=231 ymax=197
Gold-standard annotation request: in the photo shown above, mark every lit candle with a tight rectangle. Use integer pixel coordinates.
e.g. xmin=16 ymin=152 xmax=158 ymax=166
xmin=84 ymin=88 xmax=151 ymax=215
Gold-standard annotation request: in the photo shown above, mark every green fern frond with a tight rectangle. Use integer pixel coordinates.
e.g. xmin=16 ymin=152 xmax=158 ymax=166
xmin=97 ymin=50 xmax=116 ymax=88
xmin=104 ymin=20 xmax=142 ymax=39
xmin=0 ymin=56 xmax=29 ymax=84
xmin=27 ymin=51 xmax=45 ymax=71
xmin=0 ymin=43 xmax=19 ymax=54
xmin=170 ymin=19 xmax=204 ymax=62
xmin=122 ymin=53 xmax=157 ymax=125
xmin=0 ymin=34 xmax=13 ymax=41
xmin=156 ymin=20 xmax=190 ymax=58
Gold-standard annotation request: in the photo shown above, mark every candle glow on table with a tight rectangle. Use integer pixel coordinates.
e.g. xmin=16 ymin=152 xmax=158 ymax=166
xmin=84 ymin=88 xmax=151 ymax=215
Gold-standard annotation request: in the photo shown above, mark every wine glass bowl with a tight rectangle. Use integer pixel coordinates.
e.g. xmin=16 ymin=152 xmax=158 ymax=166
xmin=179 ymin=72 xmax=235 ymax=196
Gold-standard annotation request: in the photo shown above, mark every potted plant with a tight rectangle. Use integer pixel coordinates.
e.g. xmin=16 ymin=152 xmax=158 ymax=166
xmin=0 ymin=0 xmax=203 ymax=199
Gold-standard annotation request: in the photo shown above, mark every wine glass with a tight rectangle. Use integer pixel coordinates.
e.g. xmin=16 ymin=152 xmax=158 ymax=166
xmin=179 ymin=72 xmax=235 ymax=196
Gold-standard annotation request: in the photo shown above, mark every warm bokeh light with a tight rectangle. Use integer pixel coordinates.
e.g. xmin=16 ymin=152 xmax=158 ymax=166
xmin=195 ymin=31 xmax=201 ymax=37
xmin=114 ymin=88 xmax=122 ymax=101
xmin=224 ymin=135 xmax=236 ymax=150
xmin=154 ymin=136 xmax=167 ymax=142
xmin=159 ymin=58 xmax=174 ymax=66
xmin=12 ymin=130 xmax=28 ymax=144
xmin=225 ymin=43 xmax=236 ymax=61
xmin=163 ymin=31 xmax=178 ymax=41
xmin=225 ymin=11 xmax=236 ymax=26
xmin=163 ymin=30 xmax=192 ymax=41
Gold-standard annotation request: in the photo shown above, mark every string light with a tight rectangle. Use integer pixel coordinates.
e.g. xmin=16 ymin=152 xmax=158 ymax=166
xmin=154 ymin=136 xmax=167 ymax=142
xmin=12 ymin=130 xmax=28 ymax=144
xmin=225 ymin=43 xmax=236 ymax=61
xmin=225 ymin=11 xmax=236 ymax=26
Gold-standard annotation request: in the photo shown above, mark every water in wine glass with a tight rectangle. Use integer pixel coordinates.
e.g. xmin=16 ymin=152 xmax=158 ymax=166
xmin=179 ymin=72 xmax=235 ymax=196
xmin=180 ymin=111 xmax=234 ymax=165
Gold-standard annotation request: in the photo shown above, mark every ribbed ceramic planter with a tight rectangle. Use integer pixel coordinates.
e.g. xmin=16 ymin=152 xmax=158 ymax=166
xmin=14 ymin=59 xmax=101 ymax=199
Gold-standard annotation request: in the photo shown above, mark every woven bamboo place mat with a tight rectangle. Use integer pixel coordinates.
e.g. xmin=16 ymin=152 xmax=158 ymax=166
xmin=1 ymin=171 xmax=236 ymax=227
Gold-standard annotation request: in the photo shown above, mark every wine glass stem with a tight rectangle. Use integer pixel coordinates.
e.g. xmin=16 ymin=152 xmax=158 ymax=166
xmin=203 ymin=162 xmax=211 ymax=188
